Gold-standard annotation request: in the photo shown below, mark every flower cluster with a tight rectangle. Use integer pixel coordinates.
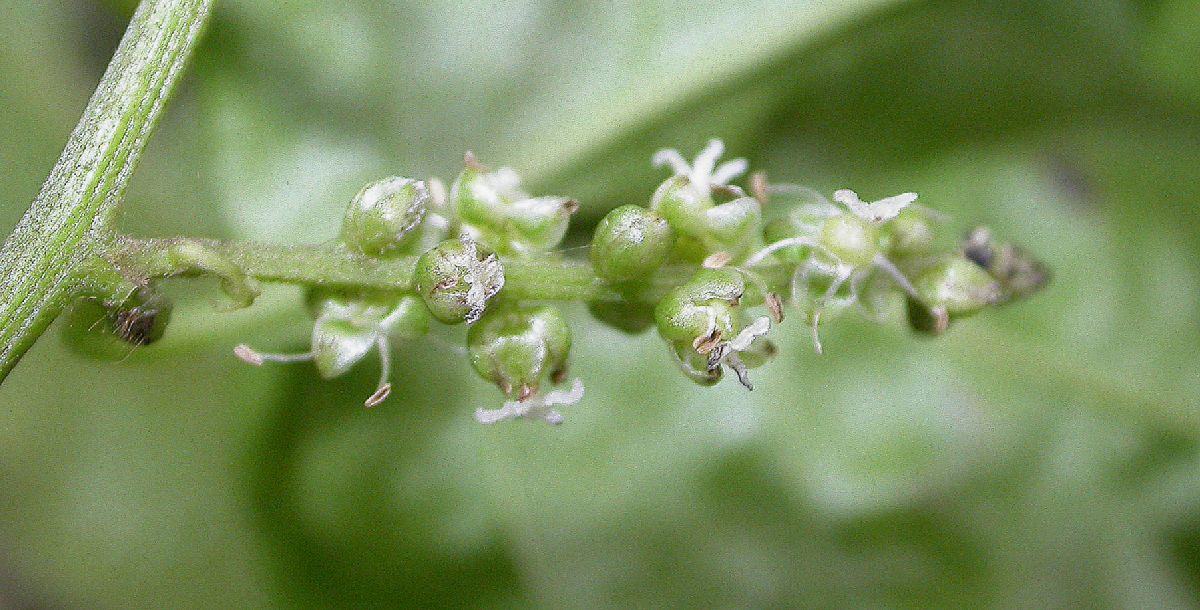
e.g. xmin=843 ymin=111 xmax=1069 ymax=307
xmin=233 ymin=157 xmax=582 ymax=420
xmin=589 ymin=139 xmax=1047 ymax=386
xmin=203 ymin=139 xmax=1045 ymax=424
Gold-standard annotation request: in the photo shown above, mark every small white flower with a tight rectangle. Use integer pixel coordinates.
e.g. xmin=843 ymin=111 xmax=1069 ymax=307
xmin=832 ymin=189 xmax=918 ymax=223
xmin=474 ymin=378 xmax=585 ymax=426
xmin=653 ymin=138 xmax=749 ymax=192
xmin=233 ymin=296 xmax=419 ymax=407
xmin=703 ymin=316 xmax=772 ymax=390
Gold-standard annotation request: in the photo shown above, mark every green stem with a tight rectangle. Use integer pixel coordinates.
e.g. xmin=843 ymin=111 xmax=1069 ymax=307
xmin=0 ymin=0 xmax=212 ymax=381
xmin=112 ymin=237 xmax=793 ymax=305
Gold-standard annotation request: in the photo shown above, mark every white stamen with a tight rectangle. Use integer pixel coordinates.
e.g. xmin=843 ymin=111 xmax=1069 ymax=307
xmin=543 ymin=378 xmax=586 ymax=406
xmin=364 ymin=335 xmax=393 ymax=408
xmin=365 ymin=383 xmax=391 ymax=408
xmin=744 ymin=237 xmax=825 ymax=267
xmin=234 ymin=344 xmax=313 ymax=366
xmin=234 ymin=344 xmax=263 ymax=365
xmin=725 ymin=352 xmax=754 ymax=390
xmin=810 ymin=310 xmax=824 ymax=355
xmin=872 ymin=254 xmax=921 ymax=300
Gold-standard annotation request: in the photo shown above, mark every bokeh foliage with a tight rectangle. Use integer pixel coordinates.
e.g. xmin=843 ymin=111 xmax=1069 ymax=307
xmin=1 ymin=0 xmax=1198 ymax=607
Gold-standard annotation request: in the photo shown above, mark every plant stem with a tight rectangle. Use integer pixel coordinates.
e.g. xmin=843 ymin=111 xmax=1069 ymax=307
xmin=0 ymin=0 xmax=212 ymax=381
xmin=112 ymin=237 xmax=793 ymax=305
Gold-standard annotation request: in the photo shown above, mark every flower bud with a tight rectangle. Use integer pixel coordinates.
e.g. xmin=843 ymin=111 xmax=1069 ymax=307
xmin=414 ymin=237 xmax=505 ymax=324
xmin=884 ymin=209 xmax=935 ymax=258
xmin=311 ymin=317 xmax=379 ymax=380
xmin=590 ymin=205 xmax=676 ymax=282
xmin=467 ymin=304 xmax=571 ymax=398
xmin=654 ymin=268 xmax=744 ymax=344
xmin=507 ymin=196 xmax=578 ymax=253
xmin=915 ymin=256 xmax=1001 ymax=315
xmin=705 ymin=196 xmax=763 ymax=257
xmin=340 ymin=177 xmax=430 ymax=257
xmin=819 ymin=213 xmax=881 ymax=268
xmin=306 ymin=289 xmax=431 ymax=340
xmin=451 ymin=160 xmax=517 ymax=228
xmin=451 ymin=156 xmax=577 ymax=254
xmin=908 ymin=256 xmax=1001 ymax=335
xmin=650 ymin=176 xmax=711 ymax=237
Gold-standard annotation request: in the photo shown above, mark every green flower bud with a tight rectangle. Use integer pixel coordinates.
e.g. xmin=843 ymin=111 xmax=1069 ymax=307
xmin=654 ymin=268 xmax=744 ymax=344
xmin=340 ymin=176 xmax=429 ymax=257
xmin=908 ymin=256 xmax=1001 ymax=335
xmin=590 ymin=205 xmax=676 ymax=282
xmin=306 ymin=289 xmax=431 ymax=340
xmin=819 ymin=213 xmax=881 ymax=268
xmin=450 ymin=155 xmax=577 ymax=254
xmin=884 ymin=209 xmax=935 ymax=258
xmin=650 ymin=175 xmax=711 ymax=237
xmin=414 ymin=237 xmax=505 ymax=324
xmin=705 ymin=196 xmax=763 ymax=257
xmin=468 ymin=304 xmax=571 ymax=398
xmin=507 ymin=196 xmax=578 ymax=253
xmin=915 ymin=256 xmax=1001 ymax=316
xmin=306 ymin=290 xmax=431 ymax=379
xmin=311 ymin=318 xmax=379 ymax=380
xmin=451 ymin=160 xmax=516 ymax=228
xmin=237 ymin=289 xmax=430 ymax=407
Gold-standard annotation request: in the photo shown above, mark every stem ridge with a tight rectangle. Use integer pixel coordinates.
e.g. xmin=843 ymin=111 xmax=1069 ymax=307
xmin=0 ymin=0 xmax=212 ymax=379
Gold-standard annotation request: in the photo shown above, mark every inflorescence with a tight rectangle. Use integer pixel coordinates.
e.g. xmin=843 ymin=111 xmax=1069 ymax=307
xmin=77 ymin=139 xmax=1048 ymax=425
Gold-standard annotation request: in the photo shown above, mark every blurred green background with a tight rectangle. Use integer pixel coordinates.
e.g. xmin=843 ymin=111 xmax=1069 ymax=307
xmin=1 ymin=0 xmax=1199 ymax=607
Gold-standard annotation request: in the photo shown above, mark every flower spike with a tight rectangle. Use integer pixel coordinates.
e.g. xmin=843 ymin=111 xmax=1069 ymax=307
xmin=210 ymin=150 xmax=1048 ymax=423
